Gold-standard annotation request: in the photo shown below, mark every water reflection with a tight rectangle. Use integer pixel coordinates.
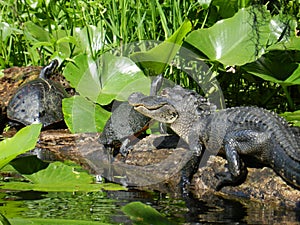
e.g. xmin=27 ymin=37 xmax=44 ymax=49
xmin=0 ymin=189 xmax=299 ymax=224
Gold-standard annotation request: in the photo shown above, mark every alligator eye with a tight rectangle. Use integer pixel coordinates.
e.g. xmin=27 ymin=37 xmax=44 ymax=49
xmin=161 ymin=88 xmax=170 ymax=96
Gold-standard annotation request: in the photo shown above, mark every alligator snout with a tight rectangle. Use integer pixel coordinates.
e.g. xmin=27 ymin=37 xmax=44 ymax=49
xmin=128 ymin=92 xmax=169 ymax=109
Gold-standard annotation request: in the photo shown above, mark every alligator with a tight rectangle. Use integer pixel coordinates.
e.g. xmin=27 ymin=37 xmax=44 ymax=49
xmin=128 ymin=85 xmax=300 ymax=192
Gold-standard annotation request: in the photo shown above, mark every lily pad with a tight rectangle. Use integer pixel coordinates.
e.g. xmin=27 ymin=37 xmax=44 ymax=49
xmin=1 ymin=162 xmax=126 ymax=192
xmin=122 ymin=201 xmax=177 ymax=225
xmin=64 ymin=53 xmax=151 ymax=105
xmin=185 ymin=6 xmax=271 ymax=65
xmin=62 ymin=95 xmax=111 ymax=133
xmin=0 ymin=124 xmax=42 ymax=169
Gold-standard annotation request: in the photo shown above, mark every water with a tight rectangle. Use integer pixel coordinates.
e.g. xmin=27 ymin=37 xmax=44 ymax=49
xmin=0 ymin=189 xmax=299 ymax=224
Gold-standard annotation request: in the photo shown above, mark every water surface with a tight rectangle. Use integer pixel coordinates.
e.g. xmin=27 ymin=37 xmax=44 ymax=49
xmin=0 ymin=189 xmax=299 ymax=224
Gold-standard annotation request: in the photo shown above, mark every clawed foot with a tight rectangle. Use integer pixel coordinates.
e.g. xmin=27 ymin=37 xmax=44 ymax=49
xmin=215 ymin=171 xmax=234 ymax=191
xmin=119 ymin=138 xmax=133 ymax=157
xmin=214 ymin=170 xmax=247 ymax=191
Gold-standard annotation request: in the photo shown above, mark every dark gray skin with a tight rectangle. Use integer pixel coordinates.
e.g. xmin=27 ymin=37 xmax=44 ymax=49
xmin=128 ymin=85 xmax=300 ymax=191
xmin=99 ymin=75 xmax=163 ymax=156
xmin=7 ymin=60 xmax=68 ymax=127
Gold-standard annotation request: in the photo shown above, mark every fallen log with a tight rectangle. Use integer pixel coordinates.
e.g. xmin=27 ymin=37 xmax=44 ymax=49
xmin=35 ymin=130 xmax=300 ymax=209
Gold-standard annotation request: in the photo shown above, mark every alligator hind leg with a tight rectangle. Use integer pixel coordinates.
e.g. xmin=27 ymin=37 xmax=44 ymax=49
xmin=216 ymin=129 xmax=270 ymax=190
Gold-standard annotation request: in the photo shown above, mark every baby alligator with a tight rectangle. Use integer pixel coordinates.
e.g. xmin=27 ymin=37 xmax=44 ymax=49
xmin=128 ymin=85 xmax=300 ymax=192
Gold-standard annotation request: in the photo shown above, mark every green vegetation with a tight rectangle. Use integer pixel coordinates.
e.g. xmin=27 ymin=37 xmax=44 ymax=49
xmin=2 ymin=161 xmax=126 ymax=192
xmin=122 ymin=201 xmax=177 ymax=225
xmin=0 ymin=124 xmax=41 ymax=169
xmin=1 ymin=0 xmax=300 ymax=222
xmin=1 ymin=0 xmax=300 ymax=115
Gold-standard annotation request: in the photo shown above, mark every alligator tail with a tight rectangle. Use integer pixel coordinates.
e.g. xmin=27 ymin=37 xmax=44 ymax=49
xmin=272 ymin=145 xmax=300 ymax=190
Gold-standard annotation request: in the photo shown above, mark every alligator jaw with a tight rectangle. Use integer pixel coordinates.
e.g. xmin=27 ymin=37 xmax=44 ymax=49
xmin=128 ymin=92 xmax=178 ymax=123
xmin=134 ymin=104 xmax=178 ymax=123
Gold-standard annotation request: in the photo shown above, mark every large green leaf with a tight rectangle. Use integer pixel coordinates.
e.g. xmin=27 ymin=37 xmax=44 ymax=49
xmin=0 ymin=124 xmax=42 ymax=169
xmin=62 ymin=95 xmax=111 ymax=133
xmin=96 ymin=53 xmax=151 ymax=104
xmin=130 ymin=20 xmax=192 ymax=75
xmin=1 ymin=162 xmax=126 ymax=192
xmin=242 ymin=51 xmax=300 ymax=85
xmin=268 ymin=36 xmax=300 ymax=51
xmin=63 ymin=53 xmax=151 ymax=105
xmin=64 ymin=54 xmax=102 ymax=102
xmin=267 ymin=14 xmax=297 ymax=48
xmin=122 ymin=202 xmax=177 ymax=225
xmin=185 ymin=6 xmax=271 ymax=65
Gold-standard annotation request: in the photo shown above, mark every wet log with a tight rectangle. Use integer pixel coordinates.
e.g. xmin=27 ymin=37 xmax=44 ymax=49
xmin=36 ymin=130 xmax=300 ymax=209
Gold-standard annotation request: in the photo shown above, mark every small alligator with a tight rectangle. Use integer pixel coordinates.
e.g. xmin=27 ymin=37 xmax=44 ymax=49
xmin=128 ymin=85 xmax=300 ymax=192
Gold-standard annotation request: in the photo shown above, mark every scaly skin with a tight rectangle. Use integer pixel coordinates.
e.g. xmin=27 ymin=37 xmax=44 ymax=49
xmin=99 ymin=75 xmax=163 ymax=156
xmin=128 ymin=85 xmax=300 ymax=191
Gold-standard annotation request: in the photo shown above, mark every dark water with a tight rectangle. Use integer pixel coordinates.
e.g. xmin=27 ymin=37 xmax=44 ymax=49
xmin=0 ymin=189 xmax=299 ymax=224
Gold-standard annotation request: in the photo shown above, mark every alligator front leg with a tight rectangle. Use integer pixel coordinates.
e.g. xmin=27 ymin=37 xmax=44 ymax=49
xmin=216 ymin=129 xmax=270 ymax=190
xmin=180 ymin=133 xmax=204 ymax=196
xmin=180 ymin=152 xmax=202 ymax=197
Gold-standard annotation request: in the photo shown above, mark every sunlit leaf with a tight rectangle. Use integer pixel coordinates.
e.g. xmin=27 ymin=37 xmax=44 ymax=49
xmin=96 ymin=53 xmax=151 ymax=104
xmin=267 ymin=14 xmax=297 ymax=47
xmin=63 ymin=54 xmax=102 ymax=102
xmin=185 ymin=6 xmax=271 ymax=65
xmin=1 ymin=162 xmax=126 ymax=192
xmin=130 ymin=20 xmax=192 ymax=75
xmin=122 ymin=201 xmax=177 ymax=225
xmin=0 ymin=124 xmax=42 ymax=169
xmin=62 ymin=96 xmax=111 ymax=133
xmin=64 ymin=53 xmax=151 ymax=105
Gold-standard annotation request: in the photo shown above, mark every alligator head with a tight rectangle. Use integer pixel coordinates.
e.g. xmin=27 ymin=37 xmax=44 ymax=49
xmin=128 ymin=85 xmax=216 ymax=125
